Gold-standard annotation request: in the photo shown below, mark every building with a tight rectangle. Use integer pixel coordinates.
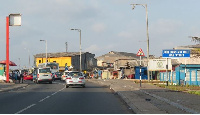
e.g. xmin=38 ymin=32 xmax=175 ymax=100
xmin=175 ymin=44 xmax=200 ymax=64
xmin=34 ymin=52 xmax=97 ymax=72
xmin=96 ymin=51 xmax=147 ymax=79
xmin=96 ymin=51 xmax=146 ymax=68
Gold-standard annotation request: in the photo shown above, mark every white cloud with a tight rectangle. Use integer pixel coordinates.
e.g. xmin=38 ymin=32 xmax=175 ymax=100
xmin=118 ymin=31 xmax=132 ymax=39
xmin=150 ymin=19 xmax=183 ymax=36
xmin=84 ymin=44 xmax=100 ymax=53
xmin=91 ymin=23 xmax=106 ymax=33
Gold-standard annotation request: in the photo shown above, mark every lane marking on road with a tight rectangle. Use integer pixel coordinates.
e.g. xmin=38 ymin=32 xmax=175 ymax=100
xmin=38 ymin=95 xmax=50 ymax=102
xmin=15 ymin=86 xmax=65 ymax=114
xmin=15 ymin=104 xmax=36 ymax=114
xmin=51 ymin=91 xmax=58 ymax=96
xmin=59 ymin=87 xmax=65 ymax=91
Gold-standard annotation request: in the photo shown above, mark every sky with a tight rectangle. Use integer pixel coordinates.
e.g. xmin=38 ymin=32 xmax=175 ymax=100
xmin=0 ymin=0 xmax=200 ymax=69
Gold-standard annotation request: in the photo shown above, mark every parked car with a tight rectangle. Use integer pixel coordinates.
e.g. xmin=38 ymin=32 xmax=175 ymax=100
xmin=35 ymin=67 xmax=52 ymax=84
xmin=52 ymin=72 xmax=62 ymax=81
xmin=65 ymin=71 xmax=85 ymax=88
xmin=23 ymin=74 xmax=33 ymax=81
xmin=61 ymin=71 xmax=73 ymax=81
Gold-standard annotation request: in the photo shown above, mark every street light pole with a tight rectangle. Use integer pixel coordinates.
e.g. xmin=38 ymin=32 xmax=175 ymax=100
xmin=131 ymin=4 xmax=150 ymax=82
xmin=71 ymin=29 xmax=82 ymax=72
xmin=5 ymin=14 xmax=21 ymax=83
xmin=40 ymin=40 xmax=47 ymax=63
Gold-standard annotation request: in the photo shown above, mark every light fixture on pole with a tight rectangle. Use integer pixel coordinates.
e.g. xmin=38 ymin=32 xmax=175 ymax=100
xmin=6 ymin=14 xmax=21 ymax=83
xmin=131 ymin=4 xmax=150 ymax=82
xmin=40 ymin=40 xmax=47 ymax=63
xmin=71 ymin=29 xmax=82 ymax=72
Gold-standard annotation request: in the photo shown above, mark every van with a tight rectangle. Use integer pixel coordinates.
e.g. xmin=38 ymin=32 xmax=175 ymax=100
xmin=35 ymin=67 xmax=52 ymax=84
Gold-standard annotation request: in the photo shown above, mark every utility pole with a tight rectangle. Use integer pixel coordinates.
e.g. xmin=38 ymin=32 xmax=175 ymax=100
xmin=131 ymin=4 xmax=150 ymax=82
xmin=65 ymin=42 xmax=68 ymax=52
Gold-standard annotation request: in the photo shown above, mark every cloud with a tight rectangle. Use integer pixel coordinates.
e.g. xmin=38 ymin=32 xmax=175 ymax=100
xmin=150 ymin=19 xmax=183 ymax=36
xmin=84 ymin=44 xmax=101 ymax=53
xmin=118 ymin=31 xmax=133 ymax=39
xmin=91 ymin=23 xmax=107 ymax=33
xmin=84 ymin=44 xmax=116 ymax=57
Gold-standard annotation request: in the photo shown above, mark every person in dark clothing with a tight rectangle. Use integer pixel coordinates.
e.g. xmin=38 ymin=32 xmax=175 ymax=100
xmin=20 ymin=73 xmax=24 ymax=83
xmin=18 ymin=72 xmax=24 ymax=83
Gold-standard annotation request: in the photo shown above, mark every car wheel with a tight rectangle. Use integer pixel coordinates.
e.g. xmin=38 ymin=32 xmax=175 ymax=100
xmin=82 ymin=85 xmax=85 ymax=88
xmin=49 ymin=81 xmax=52 ymax=84
xmin=66 ymin=85 xmax=69 ymax=88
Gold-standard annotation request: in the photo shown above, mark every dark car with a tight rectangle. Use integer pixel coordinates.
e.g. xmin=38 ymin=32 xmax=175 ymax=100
xmin=52 ymin=72 xmax=62 ymax=81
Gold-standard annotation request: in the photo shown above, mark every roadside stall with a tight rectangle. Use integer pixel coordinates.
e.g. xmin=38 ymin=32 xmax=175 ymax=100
xmin=0 ymin=64 xmax=5 ymax=81
xmin=0 ymin=60 xmax=17 ymax=81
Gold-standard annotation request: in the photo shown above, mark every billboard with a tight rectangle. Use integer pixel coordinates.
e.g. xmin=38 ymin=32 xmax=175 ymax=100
xmin=9 ymin=14 xmax=21 ymax=26
xmin=162 ymin=49 xmax=190 ymax=58
xmin=148 ymin=59 xmax=172 ymax=71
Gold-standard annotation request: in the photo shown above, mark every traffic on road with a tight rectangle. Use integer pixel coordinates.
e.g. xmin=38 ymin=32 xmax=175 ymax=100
xmin=0 ymin=80 xmax=133 ymax=114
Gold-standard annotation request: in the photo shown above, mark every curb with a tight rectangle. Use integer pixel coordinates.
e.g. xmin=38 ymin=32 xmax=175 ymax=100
xmin=0 ymin=84 xmax=29 ymax=92
xmin=88 ymin=79 xmax=167 ymax=114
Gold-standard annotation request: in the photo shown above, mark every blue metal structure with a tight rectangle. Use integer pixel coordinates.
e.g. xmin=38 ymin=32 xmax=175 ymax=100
xmin=160 ymin=64 xmax=200 ymax=86
xmin=135 ymin=66 xmax=147 ymax=80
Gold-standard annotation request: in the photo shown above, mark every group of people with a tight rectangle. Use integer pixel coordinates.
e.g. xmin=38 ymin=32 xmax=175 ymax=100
xmin=9 ymin=71 xmax=24 ymax=83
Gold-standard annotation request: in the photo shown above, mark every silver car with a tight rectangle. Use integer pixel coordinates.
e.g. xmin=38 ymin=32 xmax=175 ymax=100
xmin=65 ymin=71 xmax=85 ymax=88
xmin=36 ymin=67 xmax=52 ymax=84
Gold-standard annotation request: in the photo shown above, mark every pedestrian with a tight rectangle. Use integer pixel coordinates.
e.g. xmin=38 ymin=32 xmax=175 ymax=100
xmin=17 ymin=71 xmax=21 ymax=83
xmin=20 ymin=73 xmax=24 ymax=83
xmin=14 ymin=71 xmax=18 ymax=83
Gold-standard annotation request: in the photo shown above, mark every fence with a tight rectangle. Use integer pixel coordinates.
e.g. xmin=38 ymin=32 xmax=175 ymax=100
xmin=160 ymin=70 xmax=200 ymax=86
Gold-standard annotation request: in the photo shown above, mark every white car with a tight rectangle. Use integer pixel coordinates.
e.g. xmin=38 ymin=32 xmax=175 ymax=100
xmin=65 ymin=71 xmax=85 ymax=88
xmin=36 ymin=67 xmax=52 ymax=84
xmin=61 ymin=71 xmax=74 ymax=81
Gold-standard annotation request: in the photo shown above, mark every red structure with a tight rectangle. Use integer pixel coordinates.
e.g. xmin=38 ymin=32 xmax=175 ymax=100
xmin=6 ymin=16 xmax=9 ymax=83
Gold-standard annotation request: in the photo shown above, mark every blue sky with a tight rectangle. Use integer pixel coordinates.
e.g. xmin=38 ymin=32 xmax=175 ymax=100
xmin=0 ymin=0 xmax=199 ymax=68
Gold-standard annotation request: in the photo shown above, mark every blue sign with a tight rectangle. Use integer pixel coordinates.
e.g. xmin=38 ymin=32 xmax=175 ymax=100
xmin=162 ymin=49 xmax=190 ymax=58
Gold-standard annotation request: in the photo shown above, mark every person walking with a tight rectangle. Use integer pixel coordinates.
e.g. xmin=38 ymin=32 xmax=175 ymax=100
xmin=20 ymin=72 xmax=24 ymax=83
xmin=17 ymin=71 xmax=21 ymax=83
xmin=14 ymin=71 xmax=18 ymax=83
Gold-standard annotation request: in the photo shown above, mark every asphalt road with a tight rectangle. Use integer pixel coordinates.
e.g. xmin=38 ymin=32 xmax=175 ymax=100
xmin=0 ymin=80 xmax=133 ymax=114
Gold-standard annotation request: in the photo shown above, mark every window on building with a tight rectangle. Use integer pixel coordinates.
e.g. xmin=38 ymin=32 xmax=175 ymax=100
xmin=39 ymin=60 xmax=41 ymax=63
xmin=53 ymin=61 xmax=56 ymax=63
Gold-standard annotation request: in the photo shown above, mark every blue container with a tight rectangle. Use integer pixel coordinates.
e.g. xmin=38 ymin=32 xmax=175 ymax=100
xmin=134 ymin=66 xmax=147 ymax=80
xmin=160 ymin=64 xmax=200 ymax=86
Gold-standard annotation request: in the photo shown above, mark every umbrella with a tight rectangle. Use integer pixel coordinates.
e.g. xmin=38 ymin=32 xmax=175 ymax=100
xmin=0 ymin=60 xmax=17 ymax=66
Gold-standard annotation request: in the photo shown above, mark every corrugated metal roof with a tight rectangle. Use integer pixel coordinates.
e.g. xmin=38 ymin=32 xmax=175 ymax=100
xmin=34 ymin=52 xmax=83 ymax=58
xmin=96 ymin=51 xmax=144 ymax=64
xmin=96 ymin=51 xmax=142 ymax=60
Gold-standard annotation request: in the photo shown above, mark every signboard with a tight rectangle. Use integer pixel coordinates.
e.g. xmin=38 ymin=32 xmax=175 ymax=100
xmin=9 ymin=14 xmax=21 ymax=26
xmin=136 ymin=48 xmax=145 ymax=56
xmin=0 ymin=64 xmax=4 ymax=76
xmin=162 ymin=49 xmax=190 ymax=58
xmin=148 ymin=59 xmax=172 ymax=71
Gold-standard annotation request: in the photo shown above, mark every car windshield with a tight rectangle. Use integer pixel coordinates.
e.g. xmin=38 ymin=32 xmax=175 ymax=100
xmin=65 ymin=72 xmax=69 ymax=75
xmin=46 ymin=63 xmax=58 ymax=69
xmin=68 ymin=72 xmax=82 ymax=77
xmin=55 ymin=72 xmax=61 ymax=75
xmin=39 ymin=68 xmax=51 ymax=73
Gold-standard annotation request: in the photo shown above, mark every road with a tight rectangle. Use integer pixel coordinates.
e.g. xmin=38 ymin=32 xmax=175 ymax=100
xmin=0 ymin=80 xmax=133 ymax=114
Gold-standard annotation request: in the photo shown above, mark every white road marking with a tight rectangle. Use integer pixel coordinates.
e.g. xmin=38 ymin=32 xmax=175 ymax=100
xmin=38 ymin=96 xmax=50 ymax=102
xmin=15 ymin=104 xmax=36 ymax=114
xmin=15 ymin=86 xmax=65 ymax=114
